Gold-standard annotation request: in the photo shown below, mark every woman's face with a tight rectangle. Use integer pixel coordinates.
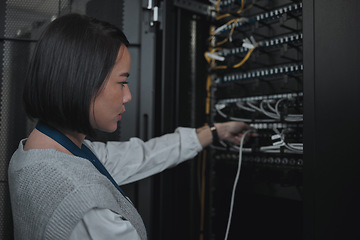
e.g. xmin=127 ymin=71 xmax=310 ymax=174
xmin=90 ymin=45 xmax=132 ymax=132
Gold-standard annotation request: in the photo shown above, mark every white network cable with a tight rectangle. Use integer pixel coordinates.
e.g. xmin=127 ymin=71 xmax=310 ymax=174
xmin=225 ymin=126 xmax=303 ymax=154
xmin=272 ymin=127 xmax=303 ymax=153
xmin=252 ymin=99 xmax=303 ymax=122
xmin=224 ymin=129 xmax=255 ymax=240
xmin=236 ymin=100 xmax=256 ymax=112
xmin=266 ymin=100 xmax=277 ymax=113
xmin=209 ymin=0 xmax=218 ymax=5
xmin=217 ymin=98 xmax=303 ymax=122
xmin=215 ymin=103 xmax=276 ymax=123
xmin=222 ymin=127 xmax=302 ymax=239
xmin=260 ymin=100 xmax=279 ymax=119
xmin=274 ymin=98 xmax=303 ymax=122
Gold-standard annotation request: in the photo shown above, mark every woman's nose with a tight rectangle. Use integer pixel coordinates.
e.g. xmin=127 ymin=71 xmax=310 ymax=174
xmin=123 ymin=85 xmax=132 ymax=103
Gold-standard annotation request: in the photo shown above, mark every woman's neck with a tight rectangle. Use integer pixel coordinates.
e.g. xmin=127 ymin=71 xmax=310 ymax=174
xmin=60 ymin=129 xmax=86 ymax=148
xmin=24 ymin=127 xmax=86 ymax=153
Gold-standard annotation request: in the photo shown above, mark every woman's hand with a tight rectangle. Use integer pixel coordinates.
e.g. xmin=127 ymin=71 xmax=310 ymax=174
xmin=196 ymin=121 xmax=255 ymax=148
xmin=214 ymin=121 xmax=254 ymax=145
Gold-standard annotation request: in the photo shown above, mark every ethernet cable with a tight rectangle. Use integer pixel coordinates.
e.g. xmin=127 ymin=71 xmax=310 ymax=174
xmin=260 ymin=100 xmax=303 ymax=122
xmin=275 ymin=98 xmax=303 ymax=122
xmin=213 ymin=36 xmax=258 ymax=69
xmin=224 ymin=129 xmax=255 ymax=240
xmin=275 ymin=98 xmax=303 ymax=121
xmin=231 ymin=142 xmax=303 ymax=154
xmin=204 ymin=48 xmax=225 ymax=67
xmin=266 ymin=100 xmax=277 ymax=113
xmin=216 ymin=103 xmax=277 ymax=122
xmin=272 ymin=127 xmax=303 ymax=153
xmin=229 ymin=127 xmax=303 ymax=154
xmin=231 ymin=99 xmax=303 ymax=122
xmin=235 ymin=100 xmax=256 ymax=112
xmin=215 ymin=0 xmax=247 ymax=20
xmin=215 ymin=103 xmax=277 ymax=123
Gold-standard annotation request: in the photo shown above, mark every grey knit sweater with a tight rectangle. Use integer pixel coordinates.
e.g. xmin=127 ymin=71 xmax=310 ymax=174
xmin=8 ymin=140 xmax=147 ymax=240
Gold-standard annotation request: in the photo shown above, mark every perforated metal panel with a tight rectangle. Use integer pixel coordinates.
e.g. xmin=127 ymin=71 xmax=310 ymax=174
xmin=4 ymin=0 xmax=70 ymax=40
xmin=1 ymin=1 xmax=71 ymax=239
xmin=0 ymin=183 xmax=12 ymax=240
xmin=0 ymin=0 xmax=134 ymax=238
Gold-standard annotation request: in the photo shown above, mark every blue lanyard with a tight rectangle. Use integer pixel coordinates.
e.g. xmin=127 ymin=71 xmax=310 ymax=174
xmin=36 ymin=122 xmax=127 ymax=198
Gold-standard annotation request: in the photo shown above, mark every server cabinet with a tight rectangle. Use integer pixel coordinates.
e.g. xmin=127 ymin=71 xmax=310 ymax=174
xmin=303 ymin=0 xmax=360 ymax=239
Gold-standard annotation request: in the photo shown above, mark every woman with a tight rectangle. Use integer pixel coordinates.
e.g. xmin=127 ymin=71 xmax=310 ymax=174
xmin=8 ymin=13 xmax=252 ymax=239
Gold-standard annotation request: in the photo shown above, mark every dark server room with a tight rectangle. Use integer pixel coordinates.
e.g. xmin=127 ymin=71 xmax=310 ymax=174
xmin=1 ymin=0 xmax=360 ymax=240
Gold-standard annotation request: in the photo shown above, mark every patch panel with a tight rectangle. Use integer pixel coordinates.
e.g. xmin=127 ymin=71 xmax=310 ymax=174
xmin=214 ymin=2 xmax=302 ymax=35
xmin=217 ymin=63 xmax=302 ymax=83
xmin=214 ymin=153 xmax=303 ymax=169
xmin=216 ymin=33 xmax=302 ymax=58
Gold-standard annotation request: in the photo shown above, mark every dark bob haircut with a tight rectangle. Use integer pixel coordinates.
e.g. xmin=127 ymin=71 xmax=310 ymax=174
xmin=23 ymin=13 xmax=129 ymax=136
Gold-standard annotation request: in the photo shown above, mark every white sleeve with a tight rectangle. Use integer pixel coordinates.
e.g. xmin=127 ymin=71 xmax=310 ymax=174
xmin=84 ymin=127 xmax=203 ymax=185
xmin=69 ymin=208 xmax=141 ymax=240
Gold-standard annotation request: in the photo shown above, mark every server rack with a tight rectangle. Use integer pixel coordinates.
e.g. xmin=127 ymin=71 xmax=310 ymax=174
xmin=158 ymin=1 xmax=303 ymax=239
xmin=159 ymin=0 xmax=360 ymax=240
xmin=206 ymin=1 xmax=303 ymax=239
